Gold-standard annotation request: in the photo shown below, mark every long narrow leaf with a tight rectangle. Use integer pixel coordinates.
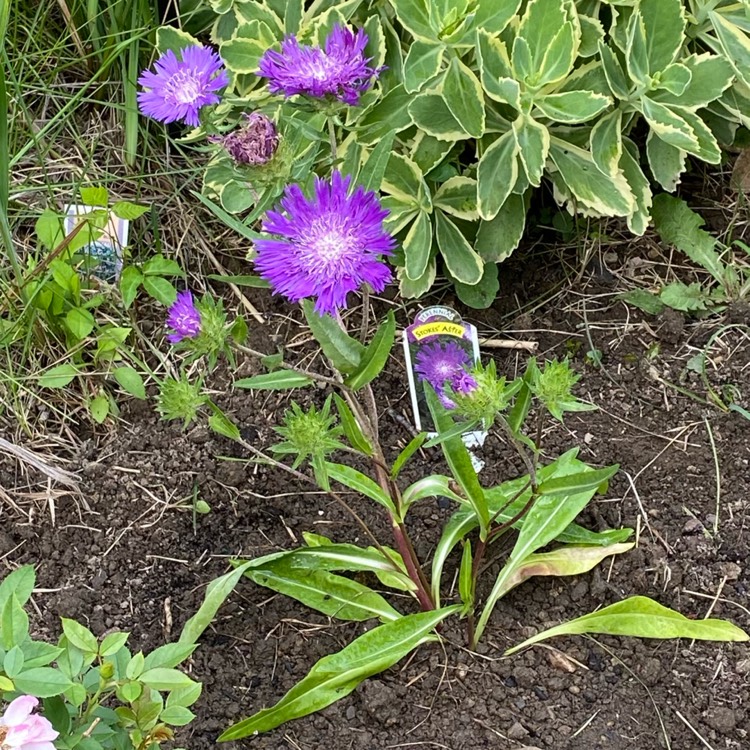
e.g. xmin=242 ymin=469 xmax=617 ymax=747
xmin=326 ymin=462 xmax=397 ymax=515
xmin=219 ymin=606 xmax=459 ymax=740
xmin=505 ymin=596 xmax=748 ymax=655
xmin=345 ymin=311 xmax=396 ymax=390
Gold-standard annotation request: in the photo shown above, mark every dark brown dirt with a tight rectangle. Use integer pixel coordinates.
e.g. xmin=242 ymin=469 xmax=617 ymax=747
xmin=2 ymin=261 xmax=750 ymax=750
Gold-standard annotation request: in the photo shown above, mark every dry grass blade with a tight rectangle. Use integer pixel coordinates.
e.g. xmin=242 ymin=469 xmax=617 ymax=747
xmin=0 ymin=435 xmax=79 ymax=487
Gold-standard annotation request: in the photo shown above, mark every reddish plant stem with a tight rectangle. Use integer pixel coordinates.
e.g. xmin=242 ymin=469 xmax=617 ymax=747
xmin=391 ymin=522 xmax=434 ymax=611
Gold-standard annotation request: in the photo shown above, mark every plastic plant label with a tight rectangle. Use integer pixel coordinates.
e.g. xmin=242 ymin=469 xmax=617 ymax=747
xmin=64 ymin=204 xmax=129 ymax=282
xmin=402 ymin=306 xmax=487 ymax=463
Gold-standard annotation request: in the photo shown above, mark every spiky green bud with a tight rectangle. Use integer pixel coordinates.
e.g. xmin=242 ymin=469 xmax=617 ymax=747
xmin=529 ymin=358 xmax=596 ymax=421
xmin=156 ymin=373 xmax=207 ymax=428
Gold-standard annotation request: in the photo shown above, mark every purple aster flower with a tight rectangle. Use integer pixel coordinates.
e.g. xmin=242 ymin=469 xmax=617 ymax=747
xmin=138 ymin=45 xmax=229 ymax=127
xmin=258 ymin=24 xmax=379 ymax=106
xmin=254 ymin=170 xmax=394 ymax=315
xmin=415 ymin=341 xmax=475 ymax=409
xmin=212 ymin=112 xmax=279 ymax=166
xmin=167 ymin=290 xmax=201 ymax=343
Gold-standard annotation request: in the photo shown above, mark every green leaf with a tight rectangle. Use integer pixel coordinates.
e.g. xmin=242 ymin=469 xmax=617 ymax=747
xmin=513 ymin=114 xmax=549 ymax=187
xmin=537 ymin=464 xmax=619 ymax=497
xmin=442 ymin=58 xmax=485 ymax=138
xmin=388 ymin=0 xmax=434 ymax=43
xmin=653 ymin=53 xmax=734 ymax=108
xmin=113 ymin=366 xmax=146 ymax=400
xmin=100 ymin=631 xmax=129 ymax=658
xmin=143 ymin=255 xmax=183 ymax=277
xmin=22 ymin=641 xmax=63 ymax=669
xmin=598 ymin=41 xmax=630 ymax=99
xmin=475 ymin=192 xmax=528 ymax=264
xmin=80 ymin=186 xmax=109 ymax=207
xmin=166 ymin=682 xmax=202 ymax=709
xmin=548 ymin=138 xmax=635 ymax=217
xmin=652 ymin=195 xmax=725 ymax=283
xmin=160 ymin=706 xmax=196 ymax=726
xmin=140 ymin=668 xmax=195 ymax=691
xmin=493 ymin=542 xmax=635 ymax=600
xmin=621 ymin=289 xmax=664 ymax=315
xmin=142 ymin=276 xmax=177 ymax=306
xmin=345 ymin=312 xmax=395 ymax=390
xmin=434 ymin=210 xmax=483 ymax=285
xmin=111 ymin=201 xmax=149 ymax=220
xmin=143 ymin=643 xmax=197 ymax=671
xmin=709 ymin=12 xmax=750 ymax=87
xmin=35 ymin=209 xmax=65 ymax=250
xmin=538 ymin=21 xmax=578 ymax=87
xmin=156 ymin=26 xmax=200 ymax=54
xmin=433 ymin=177 xmax=478 ymax=222
xmin=302 ymin=299 xmax=364 ymax=375
xmin=119 ymin=266 xmax=143 ymax=309
xmin=476 ymin=30 xmax=520 ymax=109
xmin=477 ymin=130 xmax=518 ymax=221
xmin=458 ymin=541 xmax=473 ymax=615
xmin=332 ymin=394 xmax=372 ymax=456
xmin=14 ymin=668 xmax=72 ymax=697
xmin=403 ymin=41 xmax=445 ymax=93
xmin=219 ymin=607 xmax=459 ymax=740
xmin=246 ymin=560 xmax=401 ymax=622
xmin=220 ymin=34 xmax=272 ymax=74
xmin=382 ymin=153 xmax=428 ymax=208
xmin=590 ymin=109 xmax=623 ymax=177
xmin=639 ymin=98 xmax=699 ymax=154
xmin=61 ymin=618 xmax=98 ymax=654
xmin=660 ymin=281 xmax=710 ymax=312
xmin=390 ymin=433 xmax=427 ymax=480
xmin=640 ymin=0 xmax=685 ymax=75
xmin=1 ymin=595 xmax=28 ymax=649
xmin=208 ymin=407 xmax=241 ymax=441
xmin=65 ymin=308 xmax=95 ymax=341
xmin=234 ymin=371 xmax=313 ymax=390
xmin=646 ymin=131 xmax=686 ymax=191
xmin=207 ymin=274 xmax=270 ymax=288
xmin=425 ymin=388 xmax=489 ymax=538
xmin=4 ymin=645 xmax=24 ymax=677
xmin=326 ymin=463 xmax=397 ymax=515
xmin=403 ymin=211 xmax=433 ymax=281
xmin=125 ymin=651 xmax=144 ymax=680
xmin=356 ymin=85 xmax=414 ymax=145
xmin=38 ymin=364 xmax=78 ymax=389
xmin=534 ymin=91 xmax=611 ymax=124
xmin=402 ymin=474 xmax=466 ymax=512
xmin=0 ymin=567 xmax=35 ymax=611
xmin=516 ymin=0 xmax=572 ymax=78
xmin=179 ymin=562 xmax=253 ymax=645
xmin=358 ymin=131 xmax=397 ymax=193
xmin=454 ymin=262 xmax=499 ymax=309
xmin=625 ymin=10 xmax=649 ymax=86
xmin=506 ymin=595 xmax=749 ymax=655
xmin=409 ymin=91 xmax=470 ymax=141
xmin=89 ymin=393 xmax=109 ymax=424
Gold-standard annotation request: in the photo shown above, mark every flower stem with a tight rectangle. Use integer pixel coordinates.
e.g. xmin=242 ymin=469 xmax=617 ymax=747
xmin=359 ymin=285 xmax=370 ymax=343
xmin=328 ymin=116 xmax=338 ymax=163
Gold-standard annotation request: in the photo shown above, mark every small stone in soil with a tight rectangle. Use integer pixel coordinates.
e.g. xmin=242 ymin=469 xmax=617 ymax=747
xmin=508 ymin=722 xmax=529 ymax=740
xmin=705 ymin=706 xmax=737 ymax=733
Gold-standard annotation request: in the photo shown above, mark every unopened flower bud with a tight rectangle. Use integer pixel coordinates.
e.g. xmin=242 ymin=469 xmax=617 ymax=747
xmin=100 ymin=661 xmax=115 ymax=680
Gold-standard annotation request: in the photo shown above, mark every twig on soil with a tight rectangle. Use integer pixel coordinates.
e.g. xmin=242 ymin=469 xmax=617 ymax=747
xmin=478 ymin=337 xmax=538 ymax=352
xmin=673 ymin=710 xmax=716 ymax=750
xmin=703 ymin=417 xmax=721 ymax=535
xmin=0 ymin=436 xmax=79 ymax=488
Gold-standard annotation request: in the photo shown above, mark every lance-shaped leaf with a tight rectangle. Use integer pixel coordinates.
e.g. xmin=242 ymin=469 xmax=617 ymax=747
xmin=345 ymin=311 xmax=396 ymax=390
xmin=404 ymin=210 xmax=433 ymax=281
xmin=639 ymin=98 xmax=700 ymax=154
xmin=475 ymin=462 xmax=621 ymax=643
xmin=433 ymin=176 xmax=478 ymax=222
xmin=646 ymin=130 xmax=686 ymax=191
xmin=391 ymin=433 xmax=427 ymax=480
xmin=358 ymin=130 xmax=397 ymax=192
xmin=245 ymin=560 xmax=401 ymax=623
xmin=442 ymin=58 xmax=485 ymax=138
xmin=302 ymin=300 xmax=364 ymax=375
xmin=388 ymin=0 xmax=435 ymax=43
xmin=434 ymin=210 xmax=484 ymax=285
xmin=640 ymin=0 xmax=685 ymax=75
xmin=333 ymin=394 xmax=373 ymax=456
xmin=590 ymin=109 xmax=623 ymax=177
xmin=219 ymin=606 xmax=460 ymax=739
xmin=513 ymin=115 xmax=549 ymax=187
xmin=625 ymin=10 xmax=649 ymax=86
xmin=538 ymin=21 xmax=579 ymax=88
xmin=476 ymin=30 xmax=520 ymax=109
xmin=537 ymin=464 xmax=619 ymax=497
xmin=459 ymin=541 xmax=474 ymax=615
xmin=598 ymin=41 xmax=630 ymax=99
xmin=409 ymin=91 xmax=471 ymax=141
xmin=326 ymin=463 xmax=397 ymax=515
xmin=426 ymin=388 xmax=489 ymax=539
xmin=402 ymin=474 xmax=468 ymax=513
xmin=492 ymin=542 xmax=634 ymax=599
xmin=517 ymin=0 xmax=574 ymax=78
xmin=477 ymin=130 xmax=518 ymax=220
xmin=621 ymin=139 xmax=652 ymax=236
xmin=234 ymin=371 xmax=313 ymax=390
xmin=505 ymin=596 xmax=749 ymax=655
xmin=709 ymin=11 xmax=750 ymax=87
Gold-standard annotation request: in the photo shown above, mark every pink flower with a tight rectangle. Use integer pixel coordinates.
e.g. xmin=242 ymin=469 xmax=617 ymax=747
xmin=0 ymin=695 xmax=59 ymax=750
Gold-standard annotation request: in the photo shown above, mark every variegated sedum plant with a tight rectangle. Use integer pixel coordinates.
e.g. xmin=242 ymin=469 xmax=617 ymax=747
xmin=156 ymin=0 xmax=750 ymax=305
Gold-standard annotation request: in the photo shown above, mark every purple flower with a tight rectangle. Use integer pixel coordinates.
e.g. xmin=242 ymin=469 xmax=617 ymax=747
xmin=0 ymin=695 xmax=58 ymax=750
xmin=258 ymin=24 xmax=379 ymax=105
xmin=254 ymin=171 xmax=394 ymax=315
xmin=415 ymin=341 xmax=476 ymax=409
xmin=214 ymin=112 xmax=279 ymax=166
xmin=167 ymin=290 xmax=201 ymax=343
xmin=138 ymin=45 xmax=229 ymax=127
